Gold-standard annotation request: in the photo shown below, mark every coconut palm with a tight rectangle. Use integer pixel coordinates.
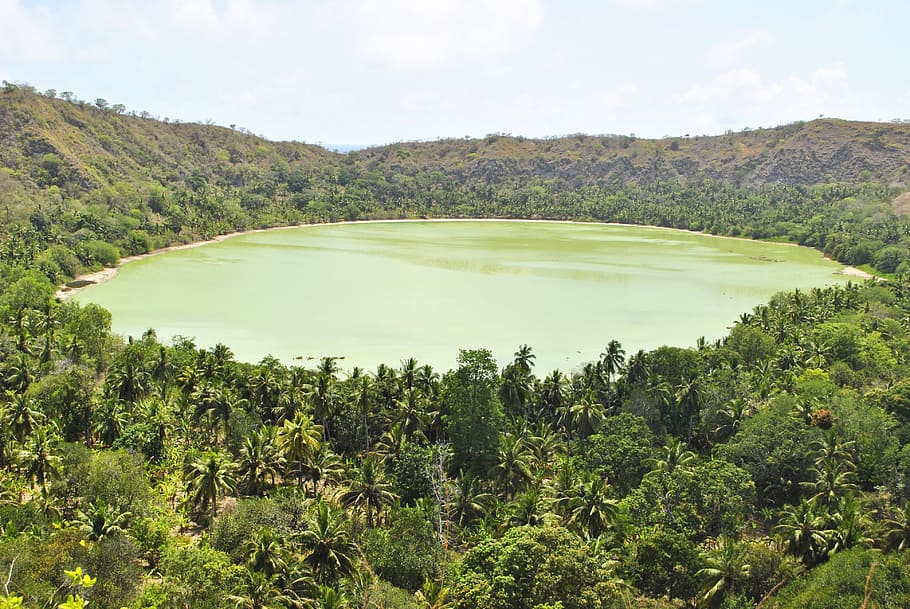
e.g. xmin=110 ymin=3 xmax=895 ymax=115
xmin=183 ymin=450 xmax=237 ymax=522
xmin=338 ymin=457 xmax=397 ymax=528
xmin=567 ymin=475 xmax=618 ymax=540
xmin=19 ymin=424 xmax=61 ymax=492
xmin=695 ymin=536 xmax=751 ymax=608
xmin=302 ymin=443 xmax=344 ymax=497
xmin=491 ymin=433 xmax=535 ymax=499
xmin=4 ymin=353 xmax=36 ymax=392
xmin=314 ymin=585 xmax=351 ymax=609
xmin=298 ymin=500 xmax=356 ymax=583
xmin=645 ymin=437 xmax=697 ymax=477
xmin=5 ymin=390 xmax=44 ymax=443
xmin=565 ymin=390 xmax=606 ymax=439
xmin=449 ymin=471 xmax=494 ymax=528
xmin=104 ymin=348 xmax=151 ymax=405
xmin=600 ymin=340 xmax=625 ymax=382
xmin=190 ymin=382 xmax=237 ymax=443
xmin=774 ymin=499 xmax=831 ymax=565
xmin=499 ymin=363 xmax=533 ymax=419
xmin=394 ymin=387 xmax=429 ymax=440
xmin=246 ymin=527 xmax=289 ymax=577
xmin=229 ymin=571 xmax=293 ymax=609
xmin=508 ymin=485 xmax=550 ymax=527
xmin=278 ymin=413 xmax=323 ymax=489
xmin=239 ymin=426 xmax=283 ymax=496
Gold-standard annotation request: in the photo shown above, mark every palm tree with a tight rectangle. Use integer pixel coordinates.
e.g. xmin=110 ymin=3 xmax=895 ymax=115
xmin=4 ymin=353 xmax=36 ymax=392
xmin=449 ymin=471 xmax=494 ymax=528
xmin=298 ymin=500 xmax=356 ymax=583
xmin=400 ymin=357 xmax=419 ymax=391
xmin=239 ymin=426 xmax=283 ymax=496
xmin=350 ymin=373 xmax=374 ymax=451
xmin=338 ymin=457 xmax=398 ymax=528
xmin=20 ymin=424 xmax=61 ymax=492
xmin=183 ymin=450 xmax=237 ymax=522
xmin=537 ymin=370 xmax=567 ymax=423
xmin=695 ymin=536 xmax=751 ymax=608
xmin=302 ymin=443 xmax=344 ymax=496
xmin=314 ymin=584 xmax=351 ymax=609
xmin=567 ymin=475 xmax=618 ymax=540
xmin=5 ymin=390 xmax=43 ymax=443
xmin=190 ymin=382 xmax=237 ymax=443
xmin=645 ymin=437 xmax=697 ymax=477
xmin=499 ymin=363 xmax=532 ymax=419
xmin=105 ymin=348 xmax=151 ymax=405
xmin=278 ymin=413 xmax=323 ymax=489
xmin=600 ymin=340 xmax=625 ymax=383
xmin=394 ymin=387 xmax=429 ymax=440
xmin=513 ymin=344 xmax=536 ymax=374
xmin=565 ymin=391 xmax=606 ymax=439
xmin=229 ymin=571 xmax=293 ymax=609
xmin=246 ymin=527 xmax=289 ymax=577
xmin=150 ymin=345 xmax=172 ymax=401
xmin=74 ymin=499 xmax=131 ymax=542
xmin=774 ymin=499 xmax=831 ymax=565
xmin=490 ymin=433 xmax=535 ymax=499
xmin=508 ymin=485 xmax=550 ymax=527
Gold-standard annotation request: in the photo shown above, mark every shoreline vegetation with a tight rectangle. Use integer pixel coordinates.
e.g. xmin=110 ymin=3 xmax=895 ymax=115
xmin=55 ymin=218 xmax=874 ymax=302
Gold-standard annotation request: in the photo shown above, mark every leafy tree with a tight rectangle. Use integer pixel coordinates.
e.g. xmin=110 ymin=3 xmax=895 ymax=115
xmin=442 ymin=349 xmax=504 ymax=475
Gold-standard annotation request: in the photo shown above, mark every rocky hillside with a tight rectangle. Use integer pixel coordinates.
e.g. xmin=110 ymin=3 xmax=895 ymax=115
xmin=2 ymin=85 xmax=910 ymax=205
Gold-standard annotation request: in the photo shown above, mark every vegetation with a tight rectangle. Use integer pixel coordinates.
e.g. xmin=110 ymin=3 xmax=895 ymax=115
xmin=1 ymin=82 xmax=910 ymax=607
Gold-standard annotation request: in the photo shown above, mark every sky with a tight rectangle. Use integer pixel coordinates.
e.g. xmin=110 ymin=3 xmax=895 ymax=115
xmin=1 ymin=0 xmax=908 ymax=147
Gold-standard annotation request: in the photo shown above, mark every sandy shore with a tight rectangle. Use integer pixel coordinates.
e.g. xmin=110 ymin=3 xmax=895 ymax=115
xmin=55 ymin=218 xmax=871 ymax=301
xmin=838 ymin=265 xmax=875 ymax=279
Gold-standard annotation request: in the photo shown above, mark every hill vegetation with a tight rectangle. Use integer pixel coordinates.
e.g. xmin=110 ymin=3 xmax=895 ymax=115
xmin=2 ymin=82 xmax=910 ymax=609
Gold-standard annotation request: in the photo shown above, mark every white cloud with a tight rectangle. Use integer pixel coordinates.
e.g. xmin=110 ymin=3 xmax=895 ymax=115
xmin=339 ymin=0 xmax=544 ymax=70
xmin=165 ymin=0 xmax=280 ymax=40
xmin=0 ymin=0 xmax=62 ymax=62
xmin=676 ymin=62 xmax=862 ymax=128
xmin=706 ymin=31 xmax=772 ymax=67
xmin=607 ymin=0 xmax=694 ymax=8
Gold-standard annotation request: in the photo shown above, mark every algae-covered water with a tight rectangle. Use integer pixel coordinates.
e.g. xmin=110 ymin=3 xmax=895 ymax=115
xmin=74 ymin=221 xmax=852 ymax=372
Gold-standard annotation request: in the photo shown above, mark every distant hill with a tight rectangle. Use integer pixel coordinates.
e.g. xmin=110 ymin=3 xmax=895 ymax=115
xmin=2 ymin=85 xmax=910 ymax=205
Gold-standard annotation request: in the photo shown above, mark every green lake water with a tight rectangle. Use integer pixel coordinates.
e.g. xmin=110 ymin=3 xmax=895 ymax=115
xmin=73 ymin=220 xmax=852 ymax=373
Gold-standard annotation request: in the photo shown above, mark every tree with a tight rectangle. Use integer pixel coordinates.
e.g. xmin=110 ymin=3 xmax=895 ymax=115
xmin=695 ymin=536 xmax=751 ymax=608
xmin=20 ymin=424 xmax=61 ymax=491
xmin=299 ymin=501 xmax=356 ymax=583
xmin=600 ymin=340 xmax=625 ymax=382
xmin=338 ymin=456 xmax=397 ymax=528
xmin=183 ymin=451 xmax=237 ymax=522
xmin=566 ymin=474 xmax=618 ymax=540
xmin=442 ymin=349 xmax=504 ymax=475
xmin=278 ymin=413 xmax=323 ymax=489
xmin=239 ymin=426 xmax=283 ymax=496
xmin=490 ymin=433 xmax=535 ymax=499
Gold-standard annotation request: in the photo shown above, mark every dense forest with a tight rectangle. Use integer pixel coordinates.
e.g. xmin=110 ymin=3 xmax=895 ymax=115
xmin=3 ymin=82 xmax=910 ymax=608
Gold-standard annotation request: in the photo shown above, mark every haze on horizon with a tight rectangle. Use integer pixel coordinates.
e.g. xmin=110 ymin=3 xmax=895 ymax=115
xmin=1 ymin=0 xmax=908 ymax=147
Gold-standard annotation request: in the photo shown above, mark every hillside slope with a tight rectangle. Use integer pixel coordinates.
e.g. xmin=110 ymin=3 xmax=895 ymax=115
xmin=2 ymin=86 xmax=910 ymax=202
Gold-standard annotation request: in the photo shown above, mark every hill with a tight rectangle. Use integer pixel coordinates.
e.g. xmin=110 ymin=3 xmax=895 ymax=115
xmin=3 ymin=85 xmax=910 ymax=203
xmin=1 ymin=83 xmax=910 ymax=280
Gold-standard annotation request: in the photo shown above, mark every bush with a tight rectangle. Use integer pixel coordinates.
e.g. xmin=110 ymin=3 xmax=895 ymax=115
xmin=82 ymin=239 xmax=120 ymax=266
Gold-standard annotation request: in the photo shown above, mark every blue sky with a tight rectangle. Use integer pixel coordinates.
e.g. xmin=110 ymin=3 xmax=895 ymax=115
xmin=1 ymin=0 xmax=908 ymax=146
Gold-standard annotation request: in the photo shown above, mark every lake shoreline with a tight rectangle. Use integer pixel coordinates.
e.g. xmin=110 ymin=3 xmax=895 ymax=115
xmin=55 ymin=217 xmax=871 ymax=301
